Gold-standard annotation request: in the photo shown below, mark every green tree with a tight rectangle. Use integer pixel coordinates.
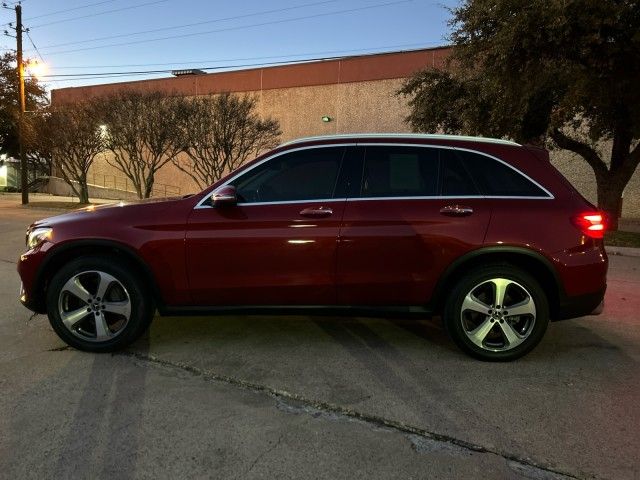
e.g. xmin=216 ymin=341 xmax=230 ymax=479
xmin=399 ymin=0 xmax=640 ymax=229
xmin=0 ymin=52 xmax=48 ymax=158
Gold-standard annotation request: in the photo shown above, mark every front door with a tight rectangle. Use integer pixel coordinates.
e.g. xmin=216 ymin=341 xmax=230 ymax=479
xmin=185 ymin=146 xmax=348 ymax=305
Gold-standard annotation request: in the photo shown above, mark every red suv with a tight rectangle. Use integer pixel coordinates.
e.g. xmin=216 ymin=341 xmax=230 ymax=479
xmin=18 ymin=134 xmax=608 ymax=360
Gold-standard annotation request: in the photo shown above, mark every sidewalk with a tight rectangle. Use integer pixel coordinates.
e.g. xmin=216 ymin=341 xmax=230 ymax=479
xmin=606 ymin=245 xmax=640 ymax=257
xmin=0 ymin=192 xmax=120 ymax=210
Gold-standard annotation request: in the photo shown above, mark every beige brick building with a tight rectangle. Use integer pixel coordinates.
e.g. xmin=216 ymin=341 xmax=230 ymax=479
xmin=51 ymin=47 xmax=639 ymax=218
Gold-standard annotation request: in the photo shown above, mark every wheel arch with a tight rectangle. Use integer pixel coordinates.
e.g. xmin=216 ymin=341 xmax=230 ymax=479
xmin=31 ymin=239 xmax=163 ymax=314
xmin=430 ymin=247 xmax=563 ymax=319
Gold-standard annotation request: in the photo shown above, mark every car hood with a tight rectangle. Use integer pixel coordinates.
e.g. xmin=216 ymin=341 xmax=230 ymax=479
xmin=29 ymin=195 xmax=194 ymax=230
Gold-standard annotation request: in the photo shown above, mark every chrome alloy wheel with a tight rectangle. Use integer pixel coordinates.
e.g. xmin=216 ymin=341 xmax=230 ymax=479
xmin=460 ymin=278 xmax=536 ymax=352
xmin=57 ymin=270 xmax=132 ymax=342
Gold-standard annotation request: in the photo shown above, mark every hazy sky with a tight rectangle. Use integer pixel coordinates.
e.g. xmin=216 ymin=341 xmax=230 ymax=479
xmin=1 ymin=0 xmax=457 ymax=92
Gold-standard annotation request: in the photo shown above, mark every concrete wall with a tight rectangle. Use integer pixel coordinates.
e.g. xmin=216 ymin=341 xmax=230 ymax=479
xmin=550 ymin=145 xmax=640 ymax=219
xmin=93 ymin=78 xmax=640 ymax=219
xmin=88 ymin=77 xmax=412 ymax=196
xmin=50 ymin=45 xmax=640 ymax=218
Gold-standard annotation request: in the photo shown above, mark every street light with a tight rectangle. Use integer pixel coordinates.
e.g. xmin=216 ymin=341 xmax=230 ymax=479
xmin=25 ymin=59 xmax=47 ymax=78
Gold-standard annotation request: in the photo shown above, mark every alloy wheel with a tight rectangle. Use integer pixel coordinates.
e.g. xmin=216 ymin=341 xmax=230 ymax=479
xmin=57 ymin=270 xmax=132 ymax=342
xmin=460 ymin=277 xmax=536 ymax=352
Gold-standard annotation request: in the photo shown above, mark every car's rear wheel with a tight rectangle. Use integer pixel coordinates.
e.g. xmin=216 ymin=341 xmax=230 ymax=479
xmin=443 ymin=264 xmax=549 ymax=361
xmin=46 ymin=256 xmax=154 ymax=352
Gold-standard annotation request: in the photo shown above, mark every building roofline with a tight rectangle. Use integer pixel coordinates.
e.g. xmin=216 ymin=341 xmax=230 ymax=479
xmin=51 ymin=45 xmax=452 ymax=104
xmin=281 ymin=133 xmax=520 ymax=147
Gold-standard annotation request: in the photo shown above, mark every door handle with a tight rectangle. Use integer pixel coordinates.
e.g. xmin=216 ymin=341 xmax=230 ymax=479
xmin=439 ymin=205 xmax=474 ymax=216
xmin=300 ymin=207 xmax=333 ymax=218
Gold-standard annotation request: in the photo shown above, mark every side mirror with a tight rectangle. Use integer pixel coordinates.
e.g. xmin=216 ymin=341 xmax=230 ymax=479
xmin=211 ymin=185 xmax=237 ymax=207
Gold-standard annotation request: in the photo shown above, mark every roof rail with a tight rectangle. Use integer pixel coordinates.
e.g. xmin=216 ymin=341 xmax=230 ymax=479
xmin=281 ymin=133 xmax=520 ymax=147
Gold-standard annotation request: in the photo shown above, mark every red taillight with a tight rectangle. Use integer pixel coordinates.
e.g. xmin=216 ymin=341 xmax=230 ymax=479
xmin=572 ymin=212 xmax=606 ymax=239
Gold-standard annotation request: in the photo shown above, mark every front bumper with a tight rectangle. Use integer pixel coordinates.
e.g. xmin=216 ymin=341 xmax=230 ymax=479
xmin=17 ymin=248 xmax=48 ymax=314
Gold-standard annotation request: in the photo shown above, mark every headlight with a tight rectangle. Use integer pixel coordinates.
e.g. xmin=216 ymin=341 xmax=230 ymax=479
xmin=26 ymin=227 xmax=52 ymax=249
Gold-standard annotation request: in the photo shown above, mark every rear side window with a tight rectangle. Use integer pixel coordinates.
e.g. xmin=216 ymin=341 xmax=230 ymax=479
xmin=361 ymin=146 xmax=438 ymax=197
xmin=458 ymin=150 xmax=549 ymax=197
xmin=231 ymin=147 xmax=345 ymax=203
xmin=440 ymin=149 xmax=480 ymax=196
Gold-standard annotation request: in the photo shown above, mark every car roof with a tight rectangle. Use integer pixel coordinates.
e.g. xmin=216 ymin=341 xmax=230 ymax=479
xmin=280 ymin=133 xmax=520 ymax=147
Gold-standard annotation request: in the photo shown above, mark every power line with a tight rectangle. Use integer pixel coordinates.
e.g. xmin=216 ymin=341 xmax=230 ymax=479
xmin=34 ymin=51 xmax=416 ymax=78
xmin=29 ymin=0 xmax=170 ymax=29
xmin=40 ymin=0 xmax=415 ymax=56
xmin=1 ymin=0 xmax=120 ymax=26
xmin=24 ymin=0 xmax=120 ymax=21
xmin=24 ymin=28 xmax=43 ymax=61
xmin=33 ymin=0 xmax=340 ymax=51
xmin=28 ymin=45 xmax=442 ymax=83
xmin=45 ymin=42 xmax=439 ymax=69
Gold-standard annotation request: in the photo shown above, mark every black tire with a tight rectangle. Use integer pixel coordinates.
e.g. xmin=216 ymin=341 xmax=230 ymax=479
xmin=46 ymin=255 xmax=154 ymax=352
xmin=443 ymin=264 xmax=549 ymax=361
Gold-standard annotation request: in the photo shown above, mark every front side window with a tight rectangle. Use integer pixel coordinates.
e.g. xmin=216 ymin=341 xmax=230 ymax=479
xmin=231 ymin=147 xmax=345 ymax=203
xmin=360 ymin=146 xmax=439 ymax=198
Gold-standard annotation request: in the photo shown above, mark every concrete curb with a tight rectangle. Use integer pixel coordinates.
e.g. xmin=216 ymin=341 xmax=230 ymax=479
xmin=605 ymin=245 xmax=640 ymax=257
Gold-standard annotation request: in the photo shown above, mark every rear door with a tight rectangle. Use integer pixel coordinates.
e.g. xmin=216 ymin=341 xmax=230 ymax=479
xmin=336 ymin=145 xmax=492 ymax=305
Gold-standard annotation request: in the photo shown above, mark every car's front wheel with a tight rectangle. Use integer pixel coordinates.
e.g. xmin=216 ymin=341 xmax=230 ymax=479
xmin=443 ymin=264 xmax=549 ymax=361
xmin=46 ymin=256 xmax=154 ymax=352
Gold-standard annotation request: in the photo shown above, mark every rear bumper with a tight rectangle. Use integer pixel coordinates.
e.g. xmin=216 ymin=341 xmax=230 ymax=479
xmin=554 ymin=287 xmax=606 ymax=321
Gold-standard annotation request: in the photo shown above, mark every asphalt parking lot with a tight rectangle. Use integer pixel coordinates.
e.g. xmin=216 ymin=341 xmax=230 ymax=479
xmin=1 ymin=197 xmax=638 ymax=480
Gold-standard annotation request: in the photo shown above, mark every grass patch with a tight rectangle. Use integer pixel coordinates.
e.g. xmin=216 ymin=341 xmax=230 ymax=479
xmin=605 ymin=230 xmax=640 ymax=248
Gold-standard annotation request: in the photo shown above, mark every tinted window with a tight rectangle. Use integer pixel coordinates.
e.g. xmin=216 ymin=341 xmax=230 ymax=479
xmin=334 ymin=147 xmax=365 ymax=199
xmin=440 ymin=149 xmax=479 ymax=196
xmin=361 ymin=146 xmax=438 ymax=197
xmin=231 ymin=147 xmax=345 ymax=203
xmin=459 ymin=151 xmax=548 ymax=197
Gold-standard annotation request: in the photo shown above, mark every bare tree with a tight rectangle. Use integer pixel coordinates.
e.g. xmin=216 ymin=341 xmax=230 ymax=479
xmin=32 ymin=102 xmax=103 ymax=204
xmin=99 ymin=91 xmax=187 ymax=199
xmin=175 ymin=92 xmax=281 ymax=189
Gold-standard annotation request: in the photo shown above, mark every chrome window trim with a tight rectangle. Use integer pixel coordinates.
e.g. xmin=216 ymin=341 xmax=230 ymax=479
xmin=238 ymin=198 xmax=346 ymax=207
xmin=194 ymin=144 xmax=356 ymax=209
xmin=450 ymin=145 xmax=554 ymax=199
xmin=193 ymin=142 xmax=553 ymax=210
xmin=355 ymin=143 xmax=554 ymax=200
xmin=346 ymin=195 xmax=553 ymax=202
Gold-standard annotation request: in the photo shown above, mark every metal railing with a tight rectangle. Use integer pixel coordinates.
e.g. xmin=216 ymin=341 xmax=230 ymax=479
xmin=86 ymin=173 xmax=181 ymax=197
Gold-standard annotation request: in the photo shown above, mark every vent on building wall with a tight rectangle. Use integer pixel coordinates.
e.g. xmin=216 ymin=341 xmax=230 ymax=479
xmin=171 ymin=69 xmax=206 ymax=76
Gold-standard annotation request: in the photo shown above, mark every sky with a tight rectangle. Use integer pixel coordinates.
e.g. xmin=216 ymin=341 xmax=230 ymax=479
xmin=1 ymin=0 xmax=457 ymax=93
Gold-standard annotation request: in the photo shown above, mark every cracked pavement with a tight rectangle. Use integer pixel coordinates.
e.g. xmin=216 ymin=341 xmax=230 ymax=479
xmin=1 ymin=197 xmax=639 ymax=479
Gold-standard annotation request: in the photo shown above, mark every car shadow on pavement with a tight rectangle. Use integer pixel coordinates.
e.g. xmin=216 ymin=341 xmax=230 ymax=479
xmin=52 ymin=334 xmax=150 ymax=479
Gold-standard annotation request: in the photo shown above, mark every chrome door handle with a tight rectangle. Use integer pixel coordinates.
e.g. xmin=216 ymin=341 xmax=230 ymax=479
xmin=300 ymin=207 xmax=333 ymax=218
xmin=439 ymin=205 xmax=474 ymax=216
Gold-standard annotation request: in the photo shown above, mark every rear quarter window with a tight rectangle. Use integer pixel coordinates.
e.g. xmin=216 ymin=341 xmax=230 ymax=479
xmin=457 ymin=150 xmax=550 ymax=197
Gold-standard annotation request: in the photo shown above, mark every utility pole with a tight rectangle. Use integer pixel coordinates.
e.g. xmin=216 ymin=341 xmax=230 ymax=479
xmin=15 ymin=3 xmax=28 ymax=204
